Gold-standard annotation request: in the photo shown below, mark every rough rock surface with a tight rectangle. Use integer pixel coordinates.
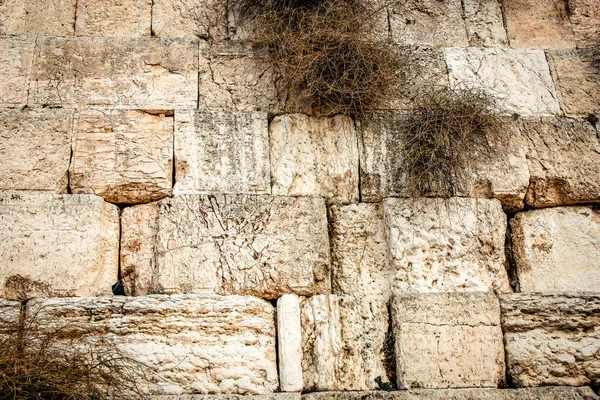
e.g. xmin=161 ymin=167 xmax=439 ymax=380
xmin=29 ymin=37 xmax=198 ymax=109
xmin=70 ymin=110 xmax=173 ymax=204
xmin=121 ymin=195 xmax=330 ymax=299
xmin=392 ymin=293 xmax=506 ymax=389
xmin=277 ymin=294 xmax=303 ymax=392
xmin=384 ymin=198 xmax=511 ymax=295
xmin=500 ymin=294 xmax=600 ymax=387
xmin=0 ymin=194 xmax=119 ymax=300
xmin=28 ymin=295 xmax=278 ymax=395
xmin=462 ymin=0 xmax=508 ymax=47
xmin=270 ymin=114 xmax=359 ymax=204
xmin=445 ymin=48 xmax=561 ymax=116
xmin=75 ymin=0 xmax=151 ymax=37
xmin=0 ymin=37 xmax=35 ymax=107
xmin=0 ymin=299 xmax=20 ymax=327
xmin=151 ymin=0 xmax=228 ymax=39
xmin=0 ymin=109 xmax=72 ymax=193
xmin=174 ymin=110 xmax=270 ymax=195
xmin=0 ymin=0 xmax=76 ymax=36
xmin=510 ymin=207 xmax=600 ymax=293
xmin=149 ymin=395 xmax=300 ymax=400
xmin=568 ymin=0 xmax=600 ymax=48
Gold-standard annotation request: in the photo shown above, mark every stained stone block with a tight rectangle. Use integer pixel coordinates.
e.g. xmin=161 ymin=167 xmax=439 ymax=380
xmin=568 ymin=0 xmax=600 ymax=48
xmin=69 ymin=110 xmax=173 ymax=204
xmin=0 ymin=0 xmax=77 ymax=36
xmin=0 ymin=194 xmax=119 ymax=300
xmin=75 ymin=0 xmax=151 ymax=37
xmin=121 ymin=195 xmax=330 ymax=299
xmin=462 ymin=0 xmax=508 ymax=47
xmin=392 ymin=293 xmax=506 ymax=389
xmin=151 ymin=0 xmax=228 ymax=39
xmin=0 ymin=37 xmax=35 ymax=107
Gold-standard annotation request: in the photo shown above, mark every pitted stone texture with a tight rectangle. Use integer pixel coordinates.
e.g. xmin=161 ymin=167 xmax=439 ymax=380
xmin=151 ymin=0 xmax=228 ymax=39
xmin=0 ymin=0 xmax=76 ymax=36
xmin=392 ymin=293 xmax=505 ymax=389
xmin=510 ymin=207 xmax=600 ymax=293
xmin=445 ymin=48 xmax=561 ymax=116
xmin=300 ymin=295 xmax=389 ymax=391
xmin=270 ymin=114 xmax=359 ymax=204
xmin=28 ymin=295 xmax=278 ymax=395
xmin=383 ymin=198 xmax=511 ymax=295
xmin=121 ymin=195 xmax=330 ymax=299
xmin=462 ymin=0 xmax=508 ymax=47
xmin=520 ymin=117 xmax=600 ymax=208
xmin=389 ymin=0 xmax=468 ymax=47
xmin=567 ymin=0 xmax=600 ymax=48
xmin=0 ymin=194 xmax=119 ymax=300
xmin=0 ymin=37 xmax=34 ymax=107
xmin=29 ymin=37 xmax=198 ymax=109
xmin=174 ymin=110 xmax=270 ymax=196
xmin=75 ymin=0 xmax=151 ymax=37
xmin=69 ymin=110 xmax=173 ymax=205
xmin=0 ymin=109 xmax=72 ymax=194
xmin=501 ymin=294 xmax=600 ymax=387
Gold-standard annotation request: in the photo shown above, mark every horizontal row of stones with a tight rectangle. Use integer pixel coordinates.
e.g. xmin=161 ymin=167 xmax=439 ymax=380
xmin=1 ymin=36 xmax=599 ymax=118
xmin=1 ymin=292 xmax=598 ymax=394
xmin=0 ymin=0 xmax=597 ymax=50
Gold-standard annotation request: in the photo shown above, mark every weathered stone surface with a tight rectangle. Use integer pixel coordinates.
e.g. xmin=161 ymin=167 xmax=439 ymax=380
xmin=29 ymin=37 xmax=198 ymax=109
xmin=384 ymin=198 xmax=511 ymax=295
xmin=463 ymin=0 xmax=508 ymax=47
xmin=174 ymin=110 xmax=270 ymax=196
xmin=0 ymin=0 xmax=26 ymax=35
xmin=277 ymin=294 xmax=303 ymax=392
xmin=501 ymin=294 xmax=600 ymax=387
xmin=510 ymin=207 xmax=600 ymax=293
xmin=0 ymin=194 xmax=119 ymax=300
xmin=121 ymin=195 xmax=330 ymax=299
xmin=392 ymin=293 xmax=505 ymax=389
xmin=445 ymin=48 xmax=561 ymax=116
xmin=568 ymin=0 xmax=600 ymax=48
xmin=75 ymin=0 xmax=151 ymax=37
xmin=28 ymin=295 xmax=278 ymax=395
xmin=300 ymin=295 xmax=389 ymax=391
xmin=0 ymin=299 xmax=20 ymax=326
xmin=270 ymin=114 xmax=359 ymax=204
xmin=0 ymin=0 xmax=76 ymax=36
xmin=0 ymin=109 xmax=72 ymax=193
xmin=150 ymin=395 xmax=300 ymax=400
xmin=0 ymin=37 xmax=34 ymax=107
xmin=151 ymin=0 xmax=228 ymax=39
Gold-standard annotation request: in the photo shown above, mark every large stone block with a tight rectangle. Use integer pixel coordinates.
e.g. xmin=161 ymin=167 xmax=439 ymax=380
xmin=510 ymin=207 xmax=600 ymax=293
xmin=277 ymin=294 xmax=304 ymax=392
xmin=392 ymin=293 xmax=506 ymax=389
xmin=151 ymin=0 xmax=228 ymax=39
xmin=0 ymin=37 xmax=34 ymax=107
xmin=567 ymin=0 xmax=600 ymax=48
xmin=0 ymin=0 xmax=76 ymax=36
xmin=270 ymin=114 xmax=359 ymax=204
xmin=28 ymin=295 xmax=278 ymax=395
xmin=69 ymin=110 xmax=173 ymax=204
xmin=174 ymin=110 xmax=270 ymax=195
xmin=445 ymin=48 xmax=561 ymax=116
xmin=501 ymin=294 xmax=600 ymax=387
xmin=0 ymin=109 xmax=72 ymax=194
xmin=121 ymin=195 xmax=330 ymax=299
xmin=75 ymin=0 xmax=151 ymax=37
xmin=462 ymin=0 xmax=508 ymax=47
xmin=384 ymin=198 xmax=511 ymax=295
xmin=29 ymin=37 xmax=198 ymax=109
xmin=0 ymin=194 xmax=119 ymax=300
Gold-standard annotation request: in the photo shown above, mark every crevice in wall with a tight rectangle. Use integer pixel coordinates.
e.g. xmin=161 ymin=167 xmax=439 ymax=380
xmin=381 ymin=300 xmax=397 ymax=390
xmin=271 ymin=299 xmax=282 ymax=392
xmin=354 ymin=118 xmax=363 ymax=203
xmin=326 ymin=205 xmax=336 ymax=295
xmin=504 ymin=213 xmax=520 ymax=293
xmin=66 ymin=113 xmax=75 ymax=195
xmin=171 ymin=113 xmax=177 ymax=192
xmin=73 ymin=0 xmax=79 ymax=35
xmin=112 ymin=206 xmax=126 ymax=296
xmin=150 ymin=0 xmax=155 ymax=36
xmin=499 ymin=0 xmax=511 ymax=47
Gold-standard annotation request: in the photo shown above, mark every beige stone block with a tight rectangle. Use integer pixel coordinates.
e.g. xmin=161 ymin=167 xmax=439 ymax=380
xmin=173 ymin=110 xmax=270 ymax=195
xmin=1 ymin=0 xmax=77 ymax=36
xmin=0 ymin=299 xmax=20 ymax=327
xmin=568 ymin=0 xmax=600 ymax=48
xmin=149 ymin=396 xmax=300 ymax=400
xmin=0 ymin=194 xmax=119 ymax=300
xmin=69 ymin=110 xmax=173 ymax=205
xmin=510 ymin=207 xmax=600 ymax=293
xmin=0 ymin=109 xmax=72 ymax=193
xmin=75 ymin=0 xmax=151 ymax=37
xmin=121 ymin=195 xmax=330 ymax=299
xmin=151 ymin=0 xmax=228 ymax=39
xmin=0 ymin=37 xmax=34 ymax=107
xmin=28 ymin=294 xmax=278 ymax=395
xmin=392 ymin=293 xmax=505 ymax=389
xmin=277 ymin=294 xmax=304 ymax=392
xmin=501 ymin=294 xmax=600 ymax=387
xmin=29 ymin=37 xmax=198 ymax=109
xmin=0 ymin=0 xmax=26 ymax=35
xmin=463 ymin=0 xmax=508 ymax=47
xmin=270 ymin=114 xmax=359 ymax=204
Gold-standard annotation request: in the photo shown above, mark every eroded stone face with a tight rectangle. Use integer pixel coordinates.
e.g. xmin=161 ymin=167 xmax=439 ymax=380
xmin=75 ymin=0 xmax=151 ymax=37
xmin=501 ymin=294 xmax=600 ymax=387
xmin=151 ymin=0 xmax=228 ymax=39
xmin=0 ymin=37 xmax=35 ymax=107
xmin=0 ymin=299 xmax=20 ymax=327
xmin=0 ymin=194 xmax=119 ymax=300
xmin=1 ymin=0 xmax=78 ymax=36
xmin=462 ymin=0 xmax=508 ymax=47
xmin=567 ymin=0 xmax=600 ymax=48
xmin=121 ymin=195 xmax=330 ymax=299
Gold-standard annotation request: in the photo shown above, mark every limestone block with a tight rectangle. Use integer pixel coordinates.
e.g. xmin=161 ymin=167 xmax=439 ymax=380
xmin=0 ymin=194 xmax=119 ymax=300
xmin=300 ymin=295 xmax=389 ymax=391
xmin=0 ymin=0 xmax=26 ymax=35
xmin=520 ymin=117 xmax=600 ymax=207
xmin=566 ymin=0 xmax=600 ymax=48
xmin=0 ymin=299 xmax=20 ymax=327
xmin=501 ymin=294 xmax=600 ymax=387
xmin=0 ymin=37 xmax=34 ymax=107
xmin=462 ymin=0 xmax=508 ymax=47
xmin=392 ymin=293 xmax=505 ymax=389
xmin=75 ymin=0 xmax=151 ymax=37
xmin=510 ymin=207 xmax=600 ymax=293
xmin=445 ymin=48 xmax=561 ymax=116
xmin=149 ymin=395 xmax=300 ymax=400
xmin=388 ymin=0 xmax=468 ymax=47
xmin=0 ymin=109 xmax=72 ymax=193
xmin=270 ymin=114 xmax=359 ymax=204
xmin=383 ymin=198 xmax=511 ymax=295
xmin=1 ymin=0 xmax=77 ymax=36
xmin=121 ymin=195 xmax=330 ymax=299
xmin=28 ymin=295 xmax=278 ymax=395
xmin=277 ymin=294 xmax=303 ymax=392
xmin=546 ymin=50 xmax=600 ymax=117
xmin=174 ymin=110 xmax=270 ymax=195
xmin=29 ymin=37 xmax=198 ymax=109
xmin=151 ymin=0 xmax=228 ymax=39
xmin=69 ymin=110 xmax=173 ymax=204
